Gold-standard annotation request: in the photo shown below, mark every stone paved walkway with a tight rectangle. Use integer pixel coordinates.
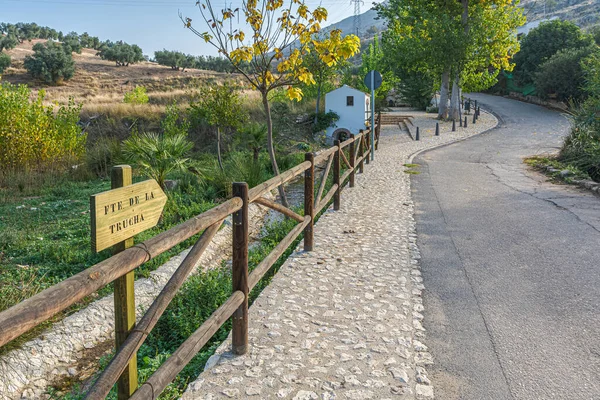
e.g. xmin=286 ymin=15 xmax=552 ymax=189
xmin=182 ymin=112 xmax=498 ymax=400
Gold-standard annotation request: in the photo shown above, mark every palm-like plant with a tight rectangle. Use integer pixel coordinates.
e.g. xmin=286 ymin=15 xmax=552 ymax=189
xmin=122 ymin=132 xmax=193 ymax=189
xmin=238 ymin=122 xmax=267 ymax=162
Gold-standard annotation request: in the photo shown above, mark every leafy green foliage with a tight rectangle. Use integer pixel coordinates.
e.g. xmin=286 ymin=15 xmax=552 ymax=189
xmin=154 ymin=49 xmax=195 ymax=71
xmin=0 ymin=83 xmax=84 ymax=171
xmin=559 ymin=53 xmax=600 ymax=181
xmin=161 ymin=103 xmax=190 ymax=137
xmin=0 ymin=53 xmax=10 ymax=74
xmin=0 ymin=34 xmax=18 ymax=52
xmin=535 ymin=46 xmax=599 ymax=102
xmin=97 ymin=40 xmax=144 ymax=66
xmin=396 ymin=71 xmax=436 ymax=110
xmin=123 ymin=86 xmax=149 ymax=104
xmin=234 ymin=122 xmax=267 ymax=161
xmin=311 ymin=111 xmax=339 ymax=133
xmin=513 ymin=20 xmax=595 ymax=86
xmin=24 ymin=41 xmax=75 ymax=84
xmin=122 ymin=132 xmax=193 ymax=189
xmin=62 ymin=31 xmax=82 ymax=54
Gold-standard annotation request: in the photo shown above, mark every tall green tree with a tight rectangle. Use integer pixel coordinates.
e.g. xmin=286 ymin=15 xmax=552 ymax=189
xmin=154 ymin=49 xmax=195 ymax=71
xmin=513 ymin=20 xmax=595 ymax=86
xmin=378 ymin=0 xmax=524 ymax=120
xmin=24 ymin=41 xmax=75 ymax=84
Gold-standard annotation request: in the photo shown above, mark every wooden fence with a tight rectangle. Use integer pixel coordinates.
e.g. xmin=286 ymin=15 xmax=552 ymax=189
xmin=0 ymin=114 xmax=382 ymax=400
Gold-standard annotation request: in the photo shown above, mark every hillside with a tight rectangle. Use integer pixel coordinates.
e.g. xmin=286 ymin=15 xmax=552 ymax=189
xmin=2 ymin=39 xmax=234 ymax=115
xmin=324 ymin=0 xmax=599 ymax=39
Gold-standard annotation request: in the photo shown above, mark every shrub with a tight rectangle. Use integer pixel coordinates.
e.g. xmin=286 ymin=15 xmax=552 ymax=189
xmin=559 ymin=54 xmax=600 ymax=181
xmin=0 ymin=83 xmax=84 ymax=172
xmin=535 ymin=46 xmax=598 ymax=102
xmin=513 ymin=20 xmax=595 ymax=86
xmin=86 ymin=136 xmax=123 ymax=177
xmin=122 ymin=132 xmax=194 ymax=189
xmin=154 ymin=49 xmax=195 ymax=71
xmin=123 ymin=86 xmax=149 ymax=104
xmin=310 ymin=111 xmax=339 ymax=133
xmin=97 ymin=41 xmax=144 ymax=66
xmin=397 ymin=72 xmax=436 ymax=110
xmin=0 ymin=53 xmax=10 ymax=74
xmin=24 ymin=41 xmax=75 ymax=84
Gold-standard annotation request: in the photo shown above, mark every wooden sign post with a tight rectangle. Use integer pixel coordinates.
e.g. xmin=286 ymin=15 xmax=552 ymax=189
xmin=90 ymin=165 xmax=167 ymax=399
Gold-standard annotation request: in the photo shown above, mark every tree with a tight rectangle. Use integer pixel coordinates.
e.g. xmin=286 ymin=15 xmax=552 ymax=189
xmin=24 ymin=41 xmax=75 ymax=84
xmin=97 ymin=41 xmax=144 ymax=66
xmin=590 ymin=25 xmax=600 ymax=46
xmin=301 ymin=40 xmax=344 ymax=123
xmin=0 ymin=34 xmax=18 ymax=52
xmin=357 ymin=35 xmax=397 ymax=110
xmin=189 ymin=82 xmax=247 ymax=170
xmin=154 ymin=49 xmax=195 ymax=71
xmin=62 ymin=31 xmax=82 ymax=54
xmin=0 ymin=53 xmax=10 ymax=74
xmin=182 ymin=0 xmax=360 ymax=205
xmin=377 ymin=0 xmax=523 ymax=120
xmin=535 ymin=46 xmax=599 ymax=102
xmin=513 ymin=20 xmax=595 ymax=86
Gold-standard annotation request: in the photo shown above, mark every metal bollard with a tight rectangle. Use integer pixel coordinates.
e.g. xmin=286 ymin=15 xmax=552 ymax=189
xmin=472 ymin=112 xmax=476 ymax=124
xmin=416 ymin=127 xmax=420 ymax=141
xmin=452 ymin=119 xmax=456 ymax=132
xmin=464 ymin=116 xmax=468 ymax=128
xmin=435 ymin=122 xmax=439 ymax=136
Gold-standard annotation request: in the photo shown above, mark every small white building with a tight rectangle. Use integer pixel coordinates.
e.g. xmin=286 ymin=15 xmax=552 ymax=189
xmin=325 ymin=85 xmax=370 ymax=142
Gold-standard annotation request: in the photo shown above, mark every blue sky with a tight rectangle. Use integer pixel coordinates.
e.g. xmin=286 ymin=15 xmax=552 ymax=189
xmin=0 ymin=0 xmax=372 ymax=56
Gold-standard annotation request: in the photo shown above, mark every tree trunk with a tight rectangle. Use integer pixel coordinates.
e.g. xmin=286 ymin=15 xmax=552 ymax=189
xmin=253 ymin=148 xmax=259 ymax=163
xmin=449 ymin=72 xmax=461 ymax=121
xmin=262 ymin=91 xmax=289 ymax=207
xmin=217 ymin=126 xmax=224 ymax=171
xmin=314 ymin=83 xmax=322 ymax=125
xmin=438 ymin=70 xmax=450 ymax=120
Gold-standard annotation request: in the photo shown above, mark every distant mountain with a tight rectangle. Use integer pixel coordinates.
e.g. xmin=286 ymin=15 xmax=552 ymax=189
xmin=323 ymin=0 xmax=598 ymax=40
xmin=322 ymin=8 xmax=385 ymax=39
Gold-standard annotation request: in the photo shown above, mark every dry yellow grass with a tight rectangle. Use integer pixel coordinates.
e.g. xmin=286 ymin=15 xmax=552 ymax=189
xmin=2 ymin=39 xmax=240 ymax=113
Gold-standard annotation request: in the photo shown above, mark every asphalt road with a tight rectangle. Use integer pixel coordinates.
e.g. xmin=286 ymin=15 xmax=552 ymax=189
xmin=411 ymin=94 xmax=600 ymax=400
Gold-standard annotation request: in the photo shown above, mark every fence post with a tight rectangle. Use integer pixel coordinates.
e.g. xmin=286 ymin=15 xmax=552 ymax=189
xmin=304 ymin=153 xmax=314 ymax=251
xmin=111 ymin=165 xmax=138 ymax=400
xmin=365 ymin=130 xmax=370 ymax=165
xmin=333 ymin=140 xmax=341 ymax=211
xmin=375 ymin=112 xmax=381 ymax=150
xmin=359 ymin=130 xmax=365 ymax=174
xmin=232 ymin=182 xmax=249 ymax=355
xmin=349 ymin=134 xmax=356 ymax=188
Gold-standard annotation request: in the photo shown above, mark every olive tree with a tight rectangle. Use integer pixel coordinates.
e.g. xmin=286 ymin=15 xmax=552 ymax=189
xmin=24 ymin=41 xmax=75 ymax=84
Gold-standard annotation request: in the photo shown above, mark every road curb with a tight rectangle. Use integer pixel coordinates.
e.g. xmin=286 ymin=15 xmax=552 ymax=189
xmin=407 ymin=107 xmax=501 ymax=164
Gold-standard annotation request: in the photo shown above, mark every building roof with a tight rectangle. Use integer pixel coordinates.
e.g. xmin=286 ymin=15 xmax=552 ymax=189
xmin=326 ymin=84 xmax=369 ymax=97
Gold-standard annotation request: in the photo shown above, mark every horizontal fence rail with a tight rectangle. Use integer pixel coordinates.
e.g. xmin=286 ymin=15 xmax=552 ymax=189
xmin=0 ymin=113 xmax=382 ymax=400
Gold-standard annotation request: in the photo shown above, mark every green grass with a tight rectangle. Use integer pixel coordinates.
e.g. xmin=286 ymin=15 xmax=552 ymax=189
xmin=403 ymin=163 xmax=420 ymax=168
xmin=53 ymin=212 xmax=306 ymax=399
xmin=524 ymin=155 xmax=591 ymax=183
xmin=51 ymin=168 xmax=340 ymax=400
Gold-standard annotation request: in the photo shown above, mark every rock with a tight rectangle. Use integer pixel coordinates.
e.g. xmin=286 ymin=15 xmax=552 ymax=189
xmin=559 ymin=170 xmax=572 ymax=177
xmin=163 ymin=179 xmax=179 ymax=190
xmin=292 ymin=391 xmax=318 ymax=400
xmin=204 ymin=354 xmax=220 ymax=371
xmin=416 ymin=384 xmax=434 ymax=397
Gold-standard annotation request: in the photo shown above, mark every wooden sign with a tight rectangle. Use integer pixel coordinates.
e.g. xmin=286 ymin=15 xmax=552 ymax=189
xmin=90 ymin=179 xmax=167 ymax=253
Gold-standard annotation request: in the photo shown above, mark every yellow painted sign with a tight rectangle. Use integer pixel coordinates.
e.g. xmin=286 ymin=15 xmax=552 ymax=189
xmin=90 ymin=179 xmax=167 ymax=253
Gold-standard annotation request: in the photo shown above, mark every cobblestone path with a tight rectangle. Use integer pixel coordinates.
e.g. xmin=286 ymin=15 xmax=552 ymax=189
xmin=183 ymin=112 xmax=497 ymax=400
